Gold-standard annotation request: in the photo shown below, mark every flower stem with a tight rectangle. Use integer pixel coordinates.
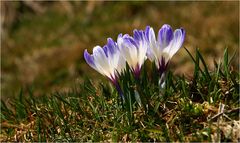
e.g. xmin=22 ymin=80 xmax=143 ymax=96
xmin=110 ymin=79 xmax=125 ymax=108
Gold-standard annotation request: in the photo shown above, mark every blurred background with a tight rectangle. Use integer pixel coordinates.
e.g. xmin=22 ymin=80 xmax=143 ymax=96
xmin=1 ymin=1 xmax=239 ymax=100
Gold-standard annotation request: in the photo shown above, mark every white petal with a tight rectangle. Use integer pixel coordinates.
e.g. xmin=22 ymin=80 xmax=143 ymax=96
xmin=145 ymin=27 xmax=155 ymax=61
xmin=147 ymin=27 xmax=162 ymax=62
xmin=116 ymin=54 xmax=126 ymax=74
xmin=157 ymin=24 xmax=173 ymax=49
xmin=146 ymin=46 xmax=155 ymax=62
xmin=93 ymin=46 xmax=112 ymax=78
xmin=137 ymin=38 xmax=148 ymax=67
xmin=164 ymin=29 xmax=185 ymax=58
xmin=149 ymin=27 xmax=157 ymax=49
xmin=118 ymin=36 xmax=138 ymax=69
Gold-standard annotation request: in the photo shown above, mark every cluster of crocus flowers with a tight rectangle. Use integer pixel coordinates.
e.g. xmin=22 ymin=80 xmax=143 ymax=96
xmin=84 ymin=24 xmax=185 ymax=99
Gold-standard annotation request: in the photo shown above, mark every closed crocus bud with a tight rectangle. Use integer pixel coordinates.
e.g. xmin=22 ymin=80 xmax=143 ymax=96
xmin=117 ymin=30 xmax=148 ymax=79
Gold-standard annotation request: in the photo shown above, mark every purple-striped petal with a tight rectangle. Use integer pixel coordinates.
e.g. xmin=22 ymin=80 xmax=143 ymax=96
xmin=118 ymin=33 xmax=123 ymax=39
xmin=106 ymin=38 xmax=116 ymax=56
xmin=103 ymin=45 xmax=109 ymax=57
xmin=145 ymin=26 xmax=157 ymax=61
xmin=158 ymin=24 xmax=173 ymax=48
xmin=93 ymin=46 xmax=108 ymax=62
xmin=167 ymin=28 xmax=185 ymax=58
xmin=133 ymin=30 xmax=145 ymax=47
xmin=122 ymin=34 xmax=130 ymax=39
xmin=123 ymin=37 xmax=138 ymax=50
xmin=84 ymin=49 xmax=95 ymax=68
xmin=133 ymin=30 xmax=143 ymax=42
xmin=145 ymin=26 xmax=151 ymax=42
xmin=118 ymin=33 xmax=139 ymax=74
xmin=119 ymin=34 xmax=138 ymax=48
xmin=179 ymin=28 xmax=185 ymax=45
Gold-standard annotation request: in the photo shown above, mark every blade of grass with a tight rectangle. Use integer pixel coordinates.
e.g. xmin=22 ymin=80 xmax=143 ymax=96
xmin=223 ymin=48 xmax=229 ymax=79
xmin=184 ymin=47 xmax=204 ymax=81
xmin=15 ymin=89 xmax=27 ymax=121
xmin=197 ymin=49 xmax=212 ymax=81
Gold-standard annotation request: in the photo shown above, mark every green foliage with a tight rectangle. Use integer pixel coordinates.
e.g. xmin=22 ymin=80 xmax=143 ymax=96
xmin=1 ymin=49 xmax=239 ymax=142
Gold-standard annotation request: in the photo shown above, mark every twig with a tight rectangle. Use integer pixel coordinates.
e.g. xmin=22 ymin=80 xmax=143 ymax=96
xmin=208 ymin=106 xmax=239 ymax=121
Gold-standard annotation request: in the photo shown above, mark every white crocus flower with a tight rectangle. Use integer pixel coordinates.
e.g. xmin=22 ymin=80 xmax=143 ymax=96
xmin=117 ymin=30 xmax=148 ymax=78
xmin=84 ymin=38 xmax=126 ymax=99
xmin=84 ymin=38 xmax=125 ymax=83
xmin=145 ymin=24 xmax=185 ymax=75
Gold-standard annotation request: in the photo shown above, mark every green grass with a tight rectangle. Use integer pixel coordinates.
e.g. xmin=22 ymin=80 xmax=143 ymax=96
xmin=1 ymin=48 xmax=239 ymax=142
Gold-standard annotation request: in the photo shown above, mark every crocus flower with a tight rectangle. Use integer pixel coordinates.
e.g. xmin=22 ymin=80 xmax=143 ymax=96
xmin=145 ymin=24 xmax=185 ymax=76
xmin=84 ymin=38 xmax=126 ymax=99
xmin=117 ymin=30 xmax=148 ymax=79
